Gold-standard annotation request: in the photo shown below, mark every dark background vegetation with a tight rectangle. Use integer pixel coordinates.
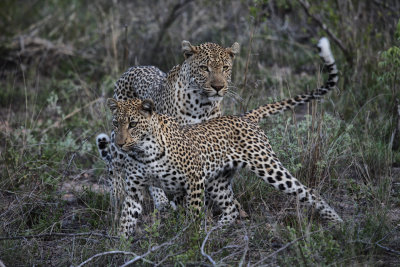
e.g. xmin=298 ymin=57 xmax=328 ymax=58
xmin=1 ymin=0 xmax=400 ymax=265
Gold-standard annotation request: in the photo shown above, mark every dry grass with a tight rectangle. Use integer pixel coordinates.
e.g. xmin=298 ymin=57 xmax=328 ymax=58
xmin=1 ymin=0 xmax=400 ymax=265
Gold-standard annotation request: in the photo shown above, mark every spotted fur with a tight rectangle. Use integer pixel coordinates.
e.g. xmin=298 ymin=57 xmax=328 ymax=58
xmin=99 ymin=41 xmax=241 ymax=210
xmin=106 ymin=97 xmax=343 ymax=237
xmin=97 ymin=38 xmax=339 ymax=213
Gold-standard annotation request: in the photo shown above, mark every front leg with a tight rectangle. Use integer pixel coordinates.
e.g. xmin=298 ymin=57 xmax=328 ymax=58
xmin=119 ymin=173 xmax=146 ymax=237
xmin=110 ymin=131 xmax=128 ymax=204
xmin=184 ymin=170 xmax=205 ymax=216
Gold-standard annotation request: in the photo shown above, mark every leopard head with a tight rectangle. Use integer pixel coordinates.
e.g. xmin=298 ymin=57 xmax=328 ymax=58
xmin=181 ymin=41 xmax=240 ymax=101
xmin=107 ymin=98 xmax=155 ymax=152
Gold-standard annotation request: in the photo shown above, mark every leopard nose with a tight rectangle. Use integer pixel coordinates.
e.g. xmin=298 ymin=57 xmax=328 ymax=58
xmin=211 ymin=84 xmax=224 ymax=91
xmin=116 ymin=140 xmax=124 ymax=147
xmin=115 ymin=137 xmax=125 ymax=147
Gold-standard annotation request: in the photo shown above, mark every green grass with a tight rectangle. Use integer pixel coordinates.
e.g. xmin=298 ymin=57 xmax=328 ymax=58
xmin=1 ymin=0 xmax=400 ymax=265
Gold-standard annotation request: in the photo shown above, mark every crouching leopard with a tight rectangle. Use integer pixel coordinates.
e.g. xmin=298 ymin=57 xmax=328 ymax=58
xmin=105 ymin=91 xmax=342 ymax=236
xmin=97 ymin=38 xmax=338 ymax=214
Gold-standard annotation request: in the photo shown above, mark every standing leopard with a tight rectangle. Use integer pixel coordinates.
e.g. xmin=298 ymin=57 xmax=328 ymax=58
xmin=98 ymin=40 xmax=241 ymax=210
xmin=105 ymin=92 xmax=342 ymax=237
xmin=97 ymin=38 xmax=339 ymax=213
xmin=114 ymin=40 xmax=240 ymax=123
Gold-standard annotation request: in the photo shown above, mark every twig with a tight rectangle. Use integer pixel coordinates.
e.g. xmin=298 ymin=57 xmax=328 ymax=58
xmin=77 ymin=251 xmax=152 ymax=267
xmin=151 ymin=0 xmax=195 ymax=61
xmin=358 ymin=239 xmax=400 ymax=256
xmin=375 ymin=243 xmax=400 ymax=255
xmin=376 ymin=226 xmax=399 ymax=245
xmin=240 ymin=21 xmax=255 ymax=113
xmin=372 ymin=226 xmax=400 ymax=256
xmin=42 ymin=97 xmax=102 ymax=134
xmin=372 ymin=0 xmax=398 ymax=13
xmin=252 ymin=226 xmax=333 ymax=266
xmin=119 ymin=223 xmax=192 ymax=267
xmin=296 ymin=0 xmax=352 ymax=64
xmin=154 ymin=251 xmax=185 ymax=267
xmin=238 ymin=234 xmax=249 ymax=267
xmin=201 ymin=225 xmax=220 ymax=266
xmin=122 ymin=24 xmax=128 ymax=70
xmin=391 ymin=98 xmax=400 ymax=151
xmin=0 ymin=231 xmax=119 ymax=241
xmin=119 ymin=244 xmax=163 ymax=267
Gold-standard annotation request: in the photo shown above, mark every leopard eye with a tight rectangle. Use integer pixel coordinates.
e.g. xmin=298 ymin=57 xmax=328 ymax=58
xmin=223 ymin=65 xmax=230 ymax=71
xmin=129 ymin=121 xmax=137 ymax=128
xmin=200 ymin=65 xmax=209 ymax=72
xmin=112 ymin=120 xmax=118 ymax=127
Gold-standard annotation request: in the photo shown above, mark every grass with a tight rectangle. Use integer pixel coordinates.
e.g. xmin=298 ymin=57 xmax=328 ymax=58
xmin=1 ymin=0 xmax=400 ymax=265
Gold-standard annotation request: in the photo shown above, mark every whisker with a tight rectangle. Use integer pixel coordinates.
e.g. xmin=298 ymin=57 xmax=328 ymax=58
xmin=226 ymin=90 xmax=243 ymax=99
xmin=227 ymin=85 xmax=240 ymax=91
xmin=225 ymin=91 xmax=244 ymax=102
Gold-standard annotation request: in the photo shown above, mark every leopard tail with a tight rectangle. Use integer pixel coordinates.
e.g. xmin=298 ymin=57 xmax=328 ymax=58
xmin=243 ymin=37 xmax=338 ymax=124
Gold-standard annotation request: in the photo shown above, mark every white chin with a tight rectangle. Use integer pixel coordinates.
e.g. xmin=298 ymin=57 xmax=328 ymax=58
xmin=209 ymin=96 xmax=223 ymax=102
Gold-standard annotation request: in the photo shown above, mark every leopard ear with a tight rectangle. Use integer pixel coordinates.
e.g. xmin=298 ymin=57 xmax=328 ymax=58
xmin=140 ymin=99 xmax=154 ymax=117
xmin=107 ymin=98 xmax=118 ymax=112
xmin=227 ymin=42 xmax=240 ymax=58
xmin=182 ymin=40 xmax=197 ymax=59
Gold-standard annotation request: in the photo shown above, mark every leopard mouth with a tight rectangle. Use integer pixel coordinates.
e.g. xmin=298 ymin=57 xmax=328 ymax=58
xmin=205 ymin=88 xmax=226 ymax=100
xmin=120 ymin=145 xmax=131 ymax=152
xmin=208 ymin=95 xmax=223 ymax=101
xmin=122 ymin=143 xmax=144 ymax=152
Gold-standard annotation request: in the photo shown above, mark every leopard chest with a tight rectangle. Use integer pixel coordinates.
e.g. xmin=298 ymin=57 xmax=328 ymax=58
xmin=169 ymin=84 xmax=222 ymax=124
xmin=130 ymin=153 xmax=189 ymax=194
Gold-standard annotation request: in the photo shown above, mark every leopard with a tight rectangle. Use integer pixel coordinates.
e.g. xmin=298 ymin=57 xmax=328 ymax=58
xmin=97 ymin=37 xmax=339 ymax=215
xmin=104 ymin=89 xmax=342 ymax=237
xmin=99 ymin=40 xmax=242 ymax=211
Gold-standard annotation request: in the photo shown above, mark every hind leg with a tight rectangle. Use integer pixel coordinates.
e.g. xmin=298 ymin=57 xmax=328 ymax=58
xmin=206 ymin=168 xmax=248 ymax=218
xmin=149 ymin=186 xmax=177 ymax=211
xmin=225 ymin=170 xmax=248 ymax=218
xmin=206 ymin=177 xmax=240 ymax=225
xmin=245 ymin=141 xmax=342 ymax=223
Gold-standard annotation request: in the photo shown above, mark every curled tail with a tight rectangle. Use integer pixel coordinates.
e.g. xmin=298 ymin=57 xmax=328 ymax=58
xmin=96 ymin=133 xmax=114 ymax=185
xmin=243 ymin=37 xmax=339 ymax=124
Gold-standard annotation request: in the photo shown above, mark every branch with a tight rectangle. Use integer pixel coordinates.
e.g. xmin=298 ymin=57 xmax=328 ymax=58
xmin=119 ymin=223 xmax=192 ymax=266
xmin=391 ymin=98 xmax=400 ymax=151
xmin=151 ymin=0 xmax=195 ymax=59
xmin=372 ymin=0 xmax=398 ymax=13
xmin=77 ymin=251 xmax=152 ymax=267
xmin=296 ymin=0 xmax=352 ymax=64
xmin=374 ymin=226 xmax=400 ymax=255
xmin=252 ymin=226 xmax=333 ymax=266
xmin=119 ymin=243 xmax=165 ymax=267
xmin=375 ymin=243 xmax=400 ymax=255
xmin=240 ymin=21 xmax=255 ymax=114
xmin=200 ymin=225 xmax=220 ymax=266
xmin=0 ymin=231 xmax=119 ymax=241
xmin=42 ymin=97 xmax=103 ymax=134
xmin=238 ymin=231 xmax=249 ymax=267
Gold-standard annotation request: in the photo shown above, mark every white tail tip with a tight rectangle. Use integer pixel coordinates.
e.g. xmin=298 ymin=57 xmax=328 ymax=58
xmin=317 ymin=37 xmax=335 ymax=65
